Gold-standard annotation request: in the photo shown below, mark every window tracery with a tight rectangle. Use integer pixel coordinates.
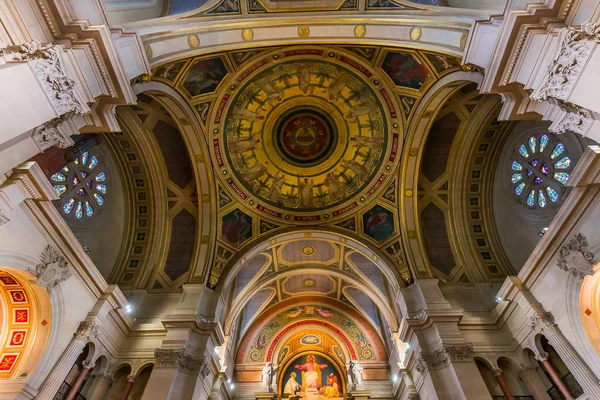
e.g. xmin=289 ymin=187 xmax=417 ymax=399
xmin=50 ymin=151 xmax=107 ymax=219
xmin=510 ymin=134 xmax=571 ymax=208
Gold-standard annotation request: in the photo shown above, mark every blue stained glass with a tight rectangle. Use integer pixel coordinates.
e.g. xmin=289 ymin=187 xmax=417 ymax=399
xmin=554 ymin=157 xmax=571 ymax=169
xmin=519 ymin=145 xmax=529 ymax=158
xmin=51 ymin=172 xmax=66 ymax=182
xmin=88 ymin=156 xmax=98 ymax=170
xmin=75 ymin=202 xmax=83 ymax=219
xmin=72 ymin=175 xmax=79 ymax=186
xmin=63 ymin=199 xmax=75 ymax=214
xmin=540 ymin=163 xmax=548 ymax=176
xmin=86 ymin=181 xmax=92 ymax=188
xmin=554 ymin=172 xmax=570 ymax=185
xmin=81 ymin=171 xmax=88 ymax=178
xmin=534 ymin=177 xmax=543 ymax=184
xmin=539 ymin=135 xmax=549 ymax=152
xmin=85 ymin=202 xmax=94 ymax=217
xmin=511 ymin=174 xmax=522 ymax=183
xmin=528 ymin=137 xmax=537 ymax=153
xmin=74 ymin=158 xmax=79 ymax=165
xmin=530 ymin=160 xmax=539 ymax=167
xmin=512 ymin=161 xmax=522 ymax=171
xmin=551 ymin=143 xmax=565 ymax=159
xmin=96 ymin=172 xmax=106 ymax=181
xmin=527 ymin=190 xmax=535 ymax=206
xmin=81 ymin=152 xmax=89 ymax=166
xmin=515 ymin=182 xmax=525 ymax=195
xmin=77 ymin=188 xmax=85 ymax=196
xmin=61 ymin=166 xmax=69 ymax=173
xmin=538 ymin=191 xmax=547 ymax=208
xmin=527 ymin=169 xmax=533 ymax=177
xmin=53 ymin=185 xmax=67 ymax=197
xmin=546 ymin=186 xmax=559 ymax=202
xmin=96 ymin=184 xmax=107 ymax=194
xmin=94 ymin=193 xmax=104 ymax=205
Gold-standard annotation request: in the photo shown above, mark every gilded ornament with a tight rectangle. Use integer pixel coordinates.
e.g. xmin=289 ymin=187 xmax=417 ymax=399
xmin=354 ymin=25 xmax=366 ymax=38
xmin=201 ymin=235 xmax=209 ymax=244
xmin=302 ymin=278 xmax=316 ymax=287
xmin=188 ymin=34 xmax=200 ymax=49
xmin=202 ymin=194 xmax=210 ymax=203
xmin=195 ymin=154 xmax=204 ymax=163
xmin=410 ymin=27 xmax=422 ymax=41
xmin=408 ymin=230 xmax=417 ymax=239
xmin=409 ymin=148 xmax=418 ymax=157
xmin=405 ymin=189 xmax=413 ymax=198
xmin=301 ymin=246 xmax=316 ymax=256
xmin=242 ymin=29 xmax=254 ymax=42
xmin=298 ymin=26 xmax=310 ymax=37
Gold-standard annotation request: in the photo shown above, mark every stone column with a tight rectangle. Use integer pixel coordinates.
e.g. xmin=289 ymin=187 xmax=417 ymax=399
xmin=141 ymin=349 xmax=180 ymax=400
xmin=166 ymin=351 xmax=210 ymax=400
xmin=492 ymin=370 xmax=515 ymax=400
xmin=529 ymin=312 xmax=600 ymax=398
xmin=35 ymin=321 xmax=100 ymax=400
xmin=536 ymin=353 xmax=573 ymax=400
xmin=519 ymin=367 xmax=551 ymax=400
xmin=121 ymin=375 xmax=136 ymax=400
xmin=86 ymin=374 xmax=113 ymax=400
xmin=65 ymin=360 xmax=94 ymax=400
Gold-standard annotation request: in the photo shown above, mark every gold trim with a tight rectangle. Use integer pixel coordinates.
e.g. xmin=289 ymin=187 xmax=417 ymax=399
xmin=188 ymin=34 xmax=200 ymax=48
xmin=298 ymin=25 xmax=310 ymax=37
xmin=410 ymin=27 xmax=422 ymax=41
xmin=242 ymin=29 xmax=254 ymax=42
xmin=354 ymin=25 xmax=366 ymax=38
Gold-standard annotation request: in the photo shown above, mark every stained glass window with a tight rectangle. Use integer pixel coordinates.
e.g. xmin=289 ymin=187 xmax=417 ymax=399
xmin=510 ymin=133 xmax=572 ymax=209
xmin=49 ymin=151 xmax=107 ymax=219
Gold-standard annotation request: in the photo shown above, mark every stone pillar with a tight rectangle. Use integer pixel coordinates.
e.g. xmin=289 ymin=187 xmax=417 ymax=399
xmin=492 ymin=370 xmax=515 ymax=400
xmin=166 ymin=351 xmax=210 ymax=400
xmin=529 ymin=312 xmax=600 ymax=398
xmin=121 ymin=375 xmax=136 ymax=400
xmin=65 ymin=361 xmax=94 ymax=400
xmin=536 ymin=354 xmax=573 ymax=400
xmin=35 ymin=320 xmax=100 ymax=400
xmin=519 ymin=367 xmax=551 ymax=400
xmin=86 ymin=374 xmax=113 ymax=400
xmin=141 ymin=349 xmax=180 ymax=400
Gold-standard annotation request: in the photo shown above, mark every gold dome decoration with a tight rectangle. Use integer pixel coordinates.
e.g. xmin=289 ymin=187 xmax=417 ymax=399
xmin=188 ymin=34 xmax=200 ymax=48
xmin=242 ymin=29 xmax=254 ymax=42
xmin=410 ymin=27 xmax=422 ymax=41
xmin=354 ymin=25 xmax=366 ymax=38
xmin=298 ymin=26 xmax=310 ymax=37
xmin=301 ymin=246 xmax=316 ymax=256
xmin=405 ymin=189 xmax=413 ymax=198
xmin=302 ymin=278 xmax=317 ymax=287
xmin=207 ymin=46 xmax=403 ymax=224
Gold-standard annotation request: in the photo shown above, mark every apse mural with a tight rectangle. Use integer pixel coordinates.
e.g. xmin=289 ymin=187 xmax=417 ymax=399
xmin=381 ymin=51 xmax=430 ymax=90
xmin=154 ymin=61 xmax=186 ymax=82
xmin=424 ymin=53 xmax=460 ymax=74
xmin=362 ymin=205 xmax=394 ymax=242
xmin=182 ymin=57 xmax=228 ymax=97
xmin=221 ymin=209 xmax=253 ymax=246
xmin=280 ymin=354 xmax=343 ymax=398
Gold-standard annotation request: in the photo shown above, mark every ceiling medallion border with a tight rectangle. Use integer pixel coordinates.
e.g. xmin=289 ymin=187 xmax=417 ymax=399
xmin=208 ymin=46 xmax=403 ymax=224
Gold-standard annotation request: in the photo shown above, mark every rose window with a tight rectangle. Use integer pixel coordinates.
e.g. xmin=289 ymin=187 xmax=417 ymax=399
xmin=50 ymin=151 xmax=107 ymax=219
xmin=510 ymin=134 xmax=571 ymax=208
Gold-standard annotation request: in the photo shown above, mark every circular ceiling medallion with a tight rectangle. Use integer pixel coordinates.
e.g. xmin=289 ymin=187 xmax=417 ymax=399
xmin=209 ymin=46 xmax=402 ymax=223
xmin=302 ymin=278 xmax=316 ymax=287
xmin=301 ymin=245 xmax=316 ymax=256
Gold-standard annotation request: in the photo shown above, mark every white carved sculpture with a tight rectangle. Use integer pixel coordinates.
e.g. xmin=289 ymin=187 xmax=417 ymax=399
xmin=557 ymin=233 xmax=596 ymax=278
xmin=32 ymin=117 xmax=75 ymax=151
xmin=346 ymin=360 xmax=363 ymax=390
xmin=28 ymin=245 xmax=72 ymax=292
xmin=262 ymin=362 xmax=276 ymax=391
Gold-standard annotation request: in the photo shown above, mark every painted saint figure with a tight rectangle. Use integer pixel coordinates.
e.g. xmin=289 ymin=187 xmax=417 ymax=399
xmin=231 ymin=105 xmax=264 ymax=121
xmin=345 ymin=101 xmax=378 ymax=123
xmin=229 ymin=133 xmax=261 ymax=154
xmin=350 ymin=136 xmax=384 ymax=150
xmin=283 ymin=372 xmax=301 ymax=395
xmin=327 ymin=74 xmax=349 ymax=102
xmin=325 ymin=172 xmax=344 ymax=203
xmin=295 ymin=354 xmax=328 ymax=389
xmin=296 ymin=65 xmax=312 ymax=95
xmin=268 ymin=173 xmax=286 ymax=204
xmin=298 ymin=177 xmax=314 ymax=208
xmin=242 ymin=161 xmax=269 ymax=182
xmin=321 ymin=373 xmax=340 ymax=397
xmin=256 ymin=76 xmax=284 ymax=105
xmin=341 ymin=159 xmax=369 ymax=180
xmin=221 ymin=210 xmax=251 ymax=245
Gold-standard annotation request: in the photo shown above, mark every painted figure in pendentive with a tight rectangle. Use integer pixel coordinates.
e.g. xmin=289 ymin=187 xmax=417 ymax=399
xmin=222 ymin=210 xmax=251 ymax=245
xmin=321 ymin=373 xmax=340 ymax=397
xmin=345 ymin=100 xmax=378 ymax=122
xmin=242 ymin=161 xmax=269 ymax=182
xmin=325 ymin=172 xmax=344 ymax=203
xmin=350 ymin=135 xmax=384 ymax=149
xmin=298 ymin=177 xmax=314 ymax=207
xmin=296 ymin=65 xmax=312 ymax=95
xmin=231 ymin=105 xmax=265 ymax=121
xmin=341 ymin=159 xmax=369 ymax=180
xmin=228 ymin=133 xmax=261 ymax=154
xmin=268 ymin=173 xmax=286 ymax=204
xmin=327 ymin=74 xmax=349 ymax=102
xmin=256 ymin=76 xmax=284 ymax=106
xmin=283 ymin=372 xmax=302 ymax=395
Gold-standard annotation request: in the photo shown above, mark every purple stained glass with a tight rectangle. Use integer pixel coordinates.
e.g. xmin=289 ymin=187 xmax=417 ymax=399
xmin=77 ymin=188 xmax=85 ymax=196
xmin=540 ymin=163 xmax=548 ymax=176
xmin=81 ymin=171 xmax=88 ymax=178
xmin=534 ymin=177 xmax=543 ymax=184
xmin=526 ymin=170 xmax=533 ymax=177
xmin=72 ymin=175 xmax=79 ymax=186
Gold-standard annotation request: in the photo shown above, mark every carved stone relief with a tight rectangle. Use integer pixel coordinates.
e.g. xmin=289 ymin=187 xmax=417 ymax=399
xmin=154 ymin=349 xmax=181 ymax=368
xmin=444 ymin=343 xmax=473 ymax=362
xmin=32 ymin=117 xmax=75 ymax=151
xmin=416 ymin=347 xmax=450 ymax=372
xmin=28 ymin=245 xmax=72 ymax=292
xmin=557 ymin=233 xmax=597 ymax=278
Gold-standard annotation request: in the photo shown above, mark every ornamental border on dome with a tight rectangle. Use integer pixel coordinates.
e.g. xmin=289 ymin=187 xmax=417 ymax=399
xmin=509 ymin=133 xmax=572 ymax=209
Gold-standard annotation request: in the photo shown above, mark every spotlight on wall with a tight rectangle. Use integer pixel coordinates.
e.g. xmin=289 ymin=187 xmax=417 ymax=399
xmin=392 ymin=375 xmax=398 ymax=383
xmin=124 ymin=304 xmax=133 ymax=314
xmin=229 ymin=383 xmax=235 ymax=390
xmin=538 ymin=227 xmax=549 ymax=237
xmin=495 ymin=296 xmax=503 ymax=303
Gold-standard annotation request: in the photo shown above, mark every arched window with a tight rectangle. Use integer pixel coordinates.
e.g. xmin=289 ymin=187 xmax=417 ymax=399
xmin=510 ymin=133 xmax=572 ymax=208
xmin=50 ymin=151 xmax=107 ymax=219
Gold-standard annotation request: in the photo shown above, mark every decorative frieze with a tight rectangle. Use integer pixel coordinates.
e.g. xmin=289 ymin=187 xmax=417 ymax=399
xmin=550 ymin=104 xmax=595 ymax=135
xmin=444 ymin=343 xmax=473 ymax=362
xmin=154 ymin=349 xmax=212 ymax=377
xmin=32 ymin=117 xmax=75 ymax=151
xmin=532 ymin=21 xmax=600 ymax=103
xmin=415 ymin=348 xmax=450 ymax=373
xmin=28 ymin=244 xmax=72 ymax=292
xmin=76 ymin=320 xmax=101 ymax=340
xmin=176 ymin=352 xmax=205 ymax=375
xmin=528 ymin=311 xmax=556 ymax=332
xmin=154 ymin=349 xmax=181 ymax=368
xmin=557 ymin=233 xmax=596 ymax=278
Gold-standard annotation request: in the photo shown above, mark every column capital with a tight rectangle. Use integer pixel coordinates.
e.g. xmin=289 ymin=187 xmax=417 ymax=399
xmin=492 ymin=368 xmax=503 ymax=377
xmin=534 ymin=351 xmax=550 ymax=362
xmin=528 ymin=311 xmax=556 ymax=332
xmin=82 ymin=360 xmax=96 ymax=370
xmin=127 ymin=374 xmax=136 ymax=383
xmin=154 ymin=348 xmax=181 ymax=368
xmin=415 ymin=347 xmax=450 ymax=373
xmin=31 ymin=116 xmax=78 ymax=152
xmin=443 ymin=343 xmax=473 ymax=362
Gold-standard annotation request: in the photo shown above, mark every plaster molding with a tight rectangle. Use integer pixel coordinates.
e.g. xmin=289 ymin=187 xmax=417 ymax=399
xmin=548 ymin=102 xmax=596 ymax=135
xmin=31 ymin=117 xmax=76 ymax=151
xmin=556 ymin=233 xmax=597 ymax=278
xmin=531 ymin=21 xmax=600 ymax=103
xmin=28 ymin=245 xmax=72 ymax=293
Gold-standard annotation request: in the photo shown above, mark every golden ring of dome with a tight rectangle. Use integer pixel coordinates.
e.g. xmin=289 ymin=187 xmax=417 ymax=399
xmin=261 ymin=96 xmax=349 ymax=177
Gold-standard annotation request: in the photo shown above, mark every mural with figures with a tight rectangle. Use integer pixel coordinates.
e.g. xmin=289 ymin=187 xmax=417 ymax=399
xmin=280 ymin=354 xmax=344 ymax=398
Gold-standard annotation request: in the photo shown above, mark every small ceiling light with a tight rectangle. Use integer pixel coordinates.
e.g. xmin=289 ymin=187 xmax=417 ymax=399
xmin=406 ymin=343 xmax=411 ymax=349
xmin=539 ymin=227 xmax=548 ymax=237
xmin=392 ymin=375 xmax=398 ymax=382
xmin=495 ymin=296 xmax=503 ymax=303
xmin=124 ymin=304 xmax=133 ymax=314
xmin=230 ymin=383 xmax=235 ymax=390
